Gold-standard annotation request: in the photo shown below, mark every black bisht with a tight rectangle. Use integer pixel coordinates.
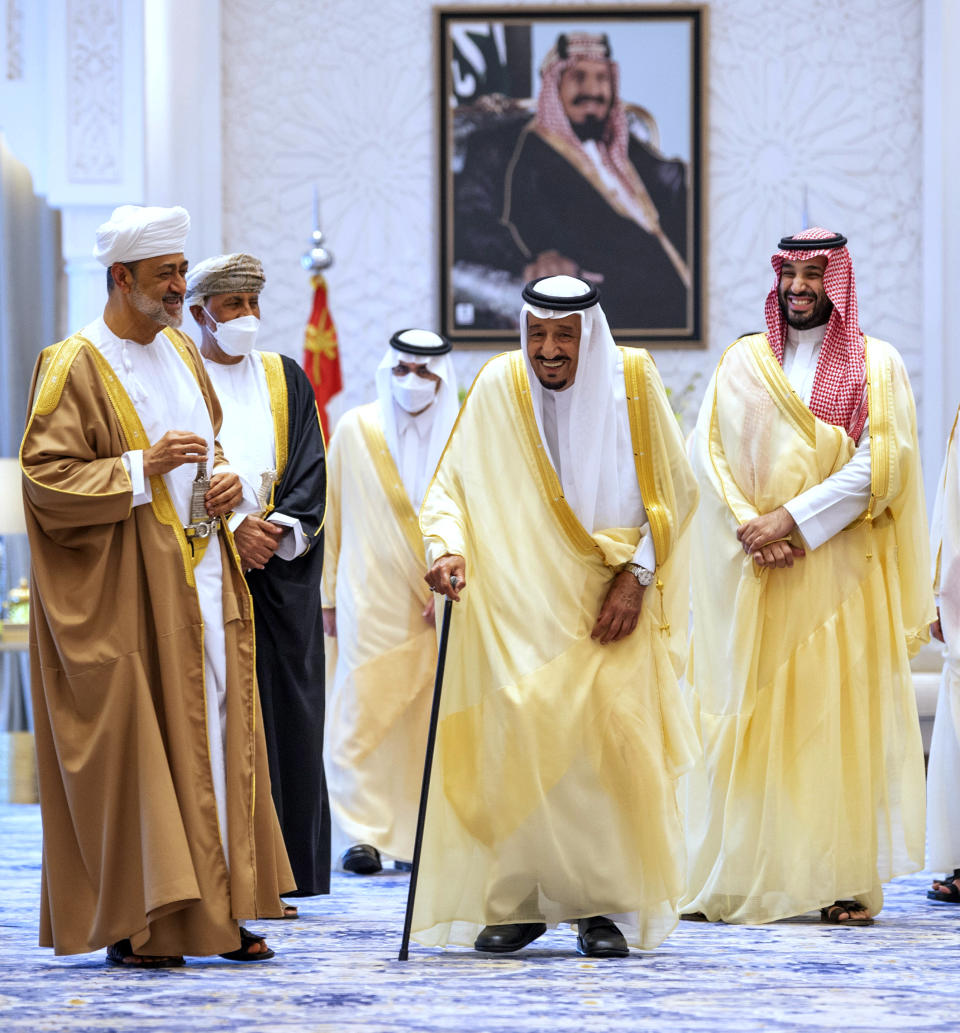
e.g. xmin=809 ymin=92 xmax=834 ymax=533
xmin=245 ymin=354 xmax=330 ymax=896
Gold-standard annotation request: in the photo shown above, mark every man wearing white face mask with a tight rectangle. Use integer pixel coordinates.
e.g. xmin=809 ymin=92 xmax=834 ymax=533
xmin=321 ymin=329 xmax=459 ymax=875
xmin=187 ymin=253 xmax=331 ymax=914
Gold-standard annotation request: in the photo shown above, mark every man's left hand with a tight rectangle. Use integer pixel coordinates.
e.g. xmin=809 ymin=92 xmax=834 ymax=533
xmin=591 ymin=571 xmax=645 ymax=645
xmin=205 ymin=473 xmax=242 ymax=517
xmin=737 ymin=507 xmax=796 ymax=554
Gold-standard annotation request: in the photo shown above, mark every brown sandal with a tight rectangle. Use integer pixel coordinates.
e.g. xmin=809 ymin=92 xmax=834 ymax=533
xmin=820 ymin=900 xmax=873 ymax=926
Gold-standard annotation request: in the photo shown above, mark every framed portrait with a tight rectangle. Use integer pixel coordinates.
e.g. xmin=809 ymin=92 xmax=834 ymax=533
xmin=437 ymin=5 xmax=705 ymax=347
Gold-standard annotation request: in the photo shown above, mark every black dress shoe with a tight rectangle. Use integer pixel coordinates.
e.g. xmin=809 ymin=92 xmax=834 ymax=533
xmin=340 ymin=844 xmax=382 ymax=875
xmin=576 ymin=916 xmax=629 ymax=958
xmin=473 ymin=922 xmax=547 ymax=953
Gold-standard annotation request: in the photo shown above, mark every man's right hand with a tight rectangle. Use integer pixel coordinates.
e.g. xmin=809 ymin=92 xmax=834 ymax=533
xmin=425 ymin=554 xmax=466 ymax=601
xmin=233 ymin=516 xmax=283 ymax=570
xmin=143 ymin=431 xmax=208 ymax=477
xmin=322 ymin=608 xmax=336 ymax=638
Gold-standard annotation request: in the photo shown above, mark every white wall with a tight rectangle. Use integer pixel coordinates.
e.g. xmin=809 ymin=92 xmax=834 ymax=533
xmin=222 ymin=0 xmax=924 ymax=437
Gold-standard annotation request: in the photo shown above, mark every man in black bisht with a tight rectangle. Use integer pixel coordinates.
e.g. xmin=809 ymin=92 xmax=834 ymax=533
xmin=186 ymin=253 xmax=330 ymax=917
xmin=455 ymin=31 xmax=690 ymax=332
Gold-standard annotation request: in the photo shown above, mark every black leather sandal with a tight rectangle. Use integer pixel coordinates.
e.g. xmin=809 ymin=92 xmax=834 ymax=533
xmin=219 ymin=926 xmax=275 ymax=962
xmin=106 ymin=938 xmax=185 ymax=968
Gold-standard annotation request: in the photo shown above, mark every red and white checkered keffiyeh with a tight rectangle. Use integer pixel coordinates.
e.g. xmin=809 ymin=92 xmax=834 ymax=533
xmin=535 ymin=34 xmax=636 ymax=198
xmin=764 ymin=226 xmax=867 ymax=441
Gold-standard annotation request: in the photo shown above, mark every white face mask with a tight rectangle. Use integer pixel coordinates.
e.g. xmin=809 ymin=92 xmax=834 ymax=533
xmin=391 ymin=372 xmax=438 ymax=413
xmin=206 ymin=311 xmax=259 ymax=357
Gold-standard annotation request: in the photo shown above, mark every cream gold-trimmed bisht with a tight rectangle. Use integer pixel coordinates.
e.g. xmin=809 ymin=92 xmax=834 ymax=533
xmin=683 ymin=230 xmax=933 ymax=924
xmin=412 ymin=278 xmax=699 ymax=950
xmin=322 ymin=332 xmax=458 ymax=861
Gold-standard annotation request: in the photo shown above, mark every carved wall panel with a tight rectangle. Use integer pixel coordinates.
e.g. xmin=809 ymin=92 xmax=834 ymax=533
xmin=222 ymin=0 xmax=922 ymax=431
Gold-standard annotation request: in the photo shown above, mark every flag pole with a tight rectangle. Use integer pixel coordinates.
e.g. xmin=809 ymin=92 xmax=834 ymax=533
xmin=398 ymin=580 xmax=458 ymax=961
xmin=301 ymin=184 xmax=333 ymax=274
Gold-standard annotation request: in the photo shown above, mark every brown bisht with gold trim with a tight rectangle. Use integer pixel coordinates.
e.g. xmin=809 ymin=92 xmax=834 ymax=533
xmin=412 ymin=348 xmax=699 ymax=950
xmin=20 ymin=328 xmax=293 ymax=957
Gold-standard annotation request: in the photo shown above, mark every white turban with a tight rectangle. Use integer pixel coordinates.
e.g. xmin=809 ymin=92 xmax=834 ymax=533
xmin=93 ymin=204 xmax=191 ymax=266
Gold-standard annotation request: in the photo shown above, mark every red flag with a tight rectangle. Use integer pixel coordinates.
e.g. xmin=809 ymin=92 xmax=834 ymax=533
xmin=302 ymin=273 xmax=342 ymax=439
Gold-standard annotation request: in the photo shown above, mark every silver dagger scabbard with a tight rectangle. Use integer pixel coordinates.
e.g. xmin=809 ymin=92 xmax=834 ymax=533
xmin=184 ymin=459 xmax=219 ymax=551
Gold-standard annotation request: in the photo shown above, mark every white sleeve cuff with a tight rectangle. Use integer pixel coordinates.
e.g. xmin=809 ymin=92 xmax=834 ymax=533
xmin=631 ymin=529 xmax=657 ymax=572
xmin=227 ymin=511 xmax=247 ymax=534
xmin=782 ymin=432 xmax=872 ymax=551
xmin=121 ymin=450 xmax=152 ymax=507
xmin=268 ymin=511 xmax=308 ymax=560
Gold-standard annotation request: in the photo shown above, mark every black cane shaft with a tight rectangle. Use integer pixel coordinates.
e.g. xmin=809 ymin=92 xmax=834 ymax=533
xmin=398 ymin=594 xmax=454 ymax=961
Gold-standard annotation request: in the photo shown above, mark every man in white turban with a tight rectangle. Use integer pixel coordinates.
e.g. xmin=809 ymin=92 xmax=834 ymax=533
xmin=415 ymin=276 xmax=699 ymax=958
xmin=322 ymin=329 xmax=458 ymax=875
xmin=21 ymin=206 xmax=294 ymax=968
xmin=186 ymin=253 xmax=330 ymax=915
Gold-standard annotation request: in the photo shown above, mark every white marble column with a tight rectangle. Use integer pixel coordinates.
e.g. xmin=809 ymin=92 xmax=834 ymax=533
xmin=143 ymin=0 xmax=222 ymax=264
xmin=922 ymin=0 xmax=960 ymax=504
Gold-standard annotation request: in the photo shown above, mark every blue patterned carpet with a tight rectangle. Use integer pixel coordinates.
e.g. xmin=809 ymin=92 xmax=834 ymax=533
xmin=2 ymin=803 xmax=959 ymax=1032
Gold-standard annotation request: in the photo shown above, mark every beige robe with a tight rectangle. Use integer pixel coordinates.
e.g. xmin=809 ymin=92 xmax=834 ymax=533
xmin=20 ymin=328 xmax=294 ymax=957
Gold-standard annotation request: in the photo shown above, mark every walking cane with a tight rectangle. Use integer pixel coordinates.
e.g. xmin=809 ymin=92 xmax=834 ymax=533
xmin=398 ymin=576 xmax=458 ymax=961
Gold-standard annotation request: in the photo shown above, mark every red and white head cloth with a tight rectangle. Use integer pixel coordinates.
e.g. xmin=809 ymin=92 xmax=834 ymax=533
xmin=764 ymin=226 xmax=867 ymax=441
xmin=535 ymin=33 xmax=635 ymax=196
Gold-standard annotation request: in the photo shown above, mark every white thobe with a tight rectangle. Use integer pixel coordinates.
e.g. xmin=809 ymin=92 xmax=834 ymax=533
xmin=540 ymin=352 xmax=657 ymax=572
xmin=203 ymin=352 xmax=306 ymax=560
xmin=82 ymin=317 xmax=233 ymax=862
xmin=927 ymin=411 xmax=960 ymax=872
xmin=780 ymin=324 xmax=872 ymax=549
xmin=393 ymin=401 xmax=437 ymax=511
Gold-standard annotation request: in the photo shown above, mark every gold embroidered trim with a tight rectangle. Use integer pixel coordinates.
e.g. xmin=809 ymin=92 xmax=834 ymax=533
xmin=357 ymin=404 xmax=425 ymax=565
xmin=864 ymin=337 xmax=891 ymax=518
xmin=508 ymin=351 xmax=603 ymax=562
xmin=33 ymin=337 xmax=86 ymax=416
xmin=748 ymin=334 xmax=817 ymax=449
xmin=257 ymin=351 xmax=290 ymax=519
xmin=260 ymin=352 xmax=289 ymax=483
xmin=622 ymin=347 xmax=669 ymax=565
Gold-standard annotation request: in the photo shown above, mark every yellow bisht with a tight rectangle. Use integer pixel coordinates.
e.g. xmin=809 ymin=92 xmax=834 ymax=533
xmin=683 ymin=333 xmax=933 ymax=923
xmin=412 ymin=348 xmax=699 ymax=950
